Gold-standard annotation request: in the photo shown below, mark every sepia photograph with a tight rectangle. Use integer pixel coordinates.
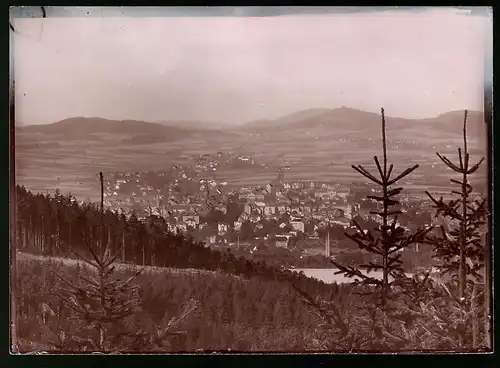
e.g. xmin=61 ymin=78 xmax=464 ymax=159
xmin=10 ymin=6 xmax=493 ymax=354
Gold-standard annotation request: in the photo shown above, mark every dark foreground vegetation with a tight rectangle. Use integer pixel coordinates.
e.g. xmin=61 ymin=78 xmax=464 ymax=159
xmin=12 ymin=109 xmax=491 ymax=353
xmin=15 ymin=253 xmax=328 ymax=352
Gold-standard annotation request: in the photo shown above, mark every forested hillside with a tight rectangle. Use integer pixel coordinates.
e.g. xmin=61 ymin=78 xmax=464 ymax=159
xmin=14 ymin=185 xmax=328 ymax=291
xmin=14 ymin=185 xmax=354 ymax=352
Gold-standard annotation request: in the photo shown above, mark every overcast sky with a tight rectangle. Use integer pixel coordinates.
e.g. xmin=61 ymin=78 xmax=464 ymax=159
xmin=12 ymin=7 xmax=492 ymax=125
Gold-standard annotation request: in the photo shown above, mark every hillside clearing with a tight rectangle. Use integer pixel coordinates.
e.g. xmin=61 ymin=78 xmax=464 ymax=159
xmin=15 ymin=251 xmax=229 ymax=278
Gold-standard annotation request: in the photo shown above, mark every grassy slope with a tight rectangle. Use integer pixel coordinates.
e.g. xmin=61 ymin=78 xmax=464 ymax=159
xmin=16 ymin=252 xmax=221 ymax=278
xmin=14 ymin=252 xmax=325 ymax=352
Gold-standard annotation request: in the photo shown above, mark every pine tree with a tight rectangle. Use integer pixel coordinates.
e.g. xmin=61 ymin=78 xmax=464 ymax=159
xmin=46 ymin=174 xmax=200 ymax=352
xmin=425 ymin=110 xmax=487 ymax=292
xmin=50 ymin=172 xmax=146 ymax=351
xmin=331 ymin=108 xmax=432 ymax=306
xmin=424 ymin=109 xmax=489 ymax=348
xmin=51 ymin=244 xmax=144 ymax=351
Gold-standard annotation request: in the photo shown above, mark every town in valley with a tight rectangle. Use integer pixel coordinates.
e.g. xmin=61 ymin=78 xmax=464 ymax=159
xmin=99 ymin=151 xmax=442 ymax=264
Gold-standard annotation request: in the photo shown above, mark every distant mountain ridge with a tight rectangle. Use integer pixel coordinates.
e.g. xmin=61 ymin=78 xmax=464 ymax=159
xmin=17 ymin=116 xmax=238 ymax=144
xmin=18 ymin=107 xmax=486 ymax=140
xmin=20 ymin=117 xmax=180 ymax=134
xmin=236 ymin=107 xmax=485 ymax=138
xmin=239 ymin=108 xmax=332 ymax=130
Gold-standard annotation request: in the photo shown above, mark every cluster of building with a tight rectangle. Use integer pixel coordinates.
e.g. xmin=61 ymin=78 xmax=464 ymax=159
xmin=101 ymin=162 xmax=443 ymax=257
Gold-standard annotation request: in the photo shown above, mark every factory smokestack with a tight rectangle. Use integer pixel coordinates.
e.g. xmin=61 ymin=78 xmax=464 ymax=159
xmin=325 ymin=230 xmax=330 ymax=257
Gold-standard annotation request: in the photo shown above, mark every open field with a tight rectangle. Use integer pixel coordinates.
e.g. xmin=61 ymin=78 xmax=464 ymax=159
xmin=15 ymin=110 xmax=488 ymax=201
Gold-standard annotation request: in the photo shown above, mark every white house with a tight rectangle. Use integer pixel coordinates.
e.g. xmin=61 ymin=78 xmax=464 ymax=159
xmin=264 ymin=206 xmax=276 ymax=215
xmin=238 ymin=212 xmax=250 ymax=222
xmin=275 ymin=236 xmax=289 ymax=248
xmin=250 ymin=215 xmax=261 ymax=223
xmin=218 ymin=223 xmax=228 ymax=235
xmin=290 ymin=221 xmax=305 ymax=233
xmin=332 ymin=208 xmax=345 ymax=218
xmin=331 ymin=217 xmax=351 ymax=228
xmin=244 ymin=203 xmax=253 ymax=214
xmin=183 ymin=215 xmax=200 ymax=227
xmin=175 ymin=224 xmax=187 ymax=234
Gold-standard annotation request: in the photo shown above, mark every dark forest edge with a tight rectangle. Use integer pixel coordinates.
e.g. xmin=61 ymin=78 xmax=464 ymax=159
xmin=14 ymin=184 xmax=335 ymax=288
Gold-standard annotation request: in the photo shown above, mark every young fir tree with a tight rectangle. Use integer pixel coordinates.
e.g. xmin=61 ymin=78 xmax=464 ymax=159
xmin=424 ymin=110 xmax=489 ymax=348
xmin=332 ymin=108 xmax=432 ymax=306
xmin=47 ymin=172 xmax=144 ymax=351
xmin=425 ymin=110 xmax=487 ymax=292
xmin=48 ymin=172 xmax=199 ymax=352
xmin=51 ymin=242 xmax=144 ymax=351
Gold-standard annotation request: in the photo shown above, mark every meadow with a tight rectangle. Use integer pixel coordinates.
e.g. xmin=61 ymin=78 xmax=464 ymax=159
xmin=15 ymin=121 xmax=487 ymax=201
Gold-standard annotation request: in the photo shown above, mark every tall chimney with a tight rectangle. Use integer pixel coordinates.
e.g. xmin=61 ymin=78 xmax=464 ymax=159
xmin=325 ymin=231 xmax=330 ymax=257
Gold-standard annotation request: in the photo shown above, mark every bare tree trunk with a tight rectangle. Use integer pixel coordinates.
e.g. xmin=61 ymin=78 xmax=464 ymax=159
xmin=459 ymin=112 xmax=469 ymax=303
xmin=122 ymin=229 xmax=125 ymax=262
xmin=104 ymin=225 xmax=111 ymax=261
xmin=29 ymin=217 xmax=33 ymax=251
xmin=459 ymin=174 xmax=467 ymax=303
xmin=23 ymin=223 xmax=27 ymax=249
xmin=56 ymin=221 xmax=60 ymax=256
xmin=99 ymin=172 xmax=104 ymax=259
xmin=41 ymin=214 xmax=44 ymax=254
xmin=381 ymin=109 xmax=389 ymax=305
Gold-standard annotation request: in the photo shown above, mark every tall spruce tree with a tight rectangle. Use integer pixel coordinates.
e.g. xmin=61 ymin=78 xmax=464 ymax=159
xmin=332 ymin=108 xmax=432 ymax=306
xmin=425 ymin=110 xmax=487 ymax=293
xmin=424 ymin=109 xmax=489 ymax=348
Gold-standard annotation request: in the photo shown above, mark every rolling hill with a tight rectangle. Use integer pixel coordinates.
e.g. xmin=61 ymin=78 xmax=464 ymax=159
xmin=235 ymin=107 xmax=486 ymax=138
xmin=238 ymin=108 xmax=332 ymax=130
xmin=429 ymin=110 xmax=487 ymax=137
xmin=19 ymin=117 xmax=170 ymax=136
xmin=17 ymin=107 xmax=486 ymax=141
xmin=17 ymin=117 xmax=239 ymax=145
